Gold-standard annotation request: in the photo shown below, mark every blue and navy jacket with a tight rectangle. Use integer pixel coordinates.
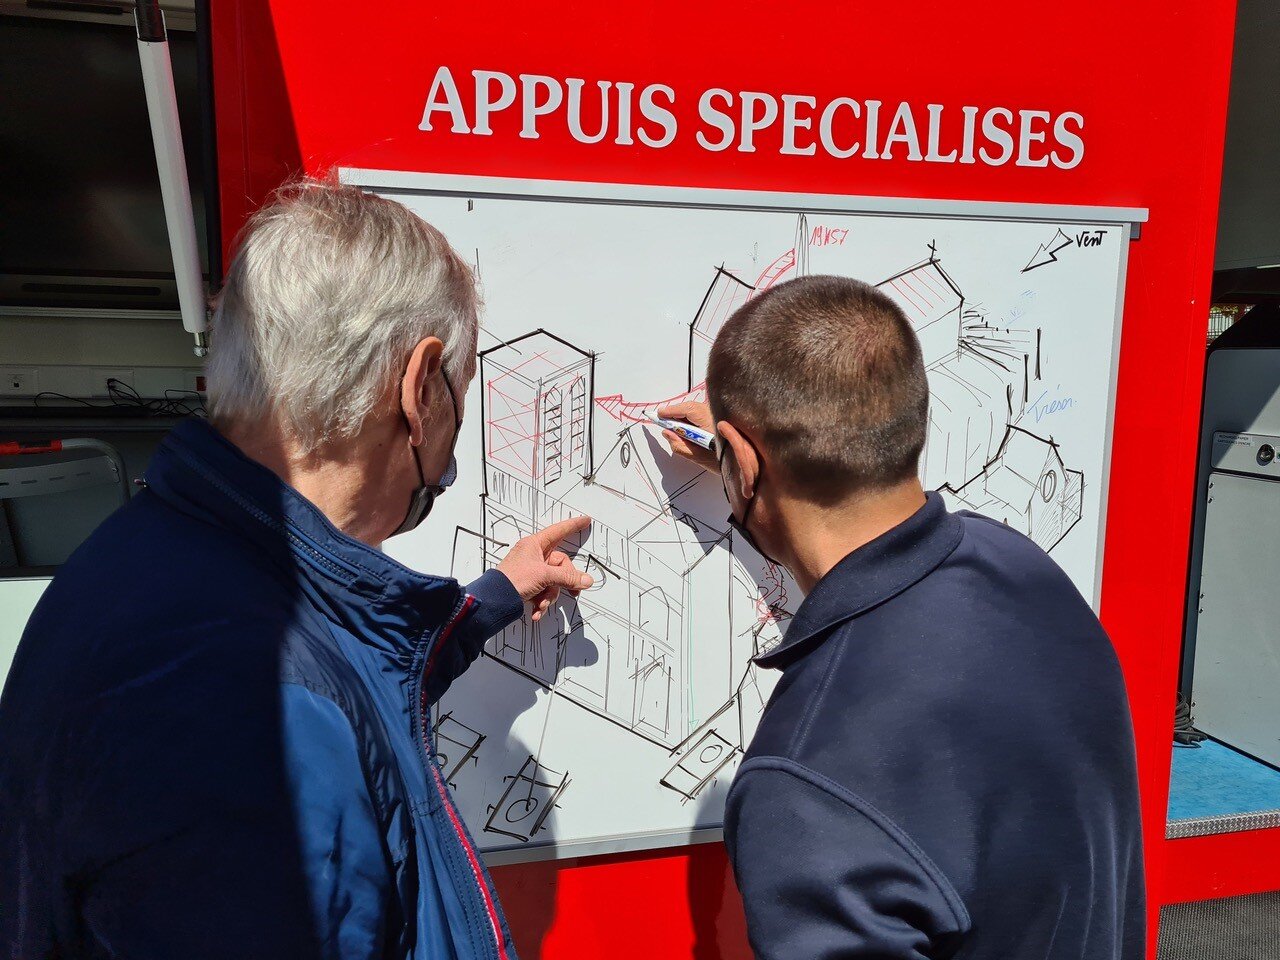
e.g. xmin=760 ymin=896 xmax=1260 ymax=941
xmin=724 ymin=494 xmax=1146 ymax=959
xmin=0 ymin=419 xmax=524 ymax=960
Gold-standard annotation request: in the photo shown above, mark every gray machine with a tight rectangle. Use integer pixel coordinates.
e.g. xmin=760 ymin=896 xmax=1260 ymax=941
xmin=1190 ymin=432 xmax=1280 ymax=766
xmin=1184 ymin=314 xmax=1280 ymax=768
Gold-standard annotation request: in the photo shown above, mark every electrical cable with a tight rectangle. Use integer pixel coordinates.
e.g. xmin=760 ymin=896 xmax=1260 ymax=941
xmin=32 ymin=379 xmax=206 ymax=418
xmin=1174 ymin=693 xmax=1208 ymax=748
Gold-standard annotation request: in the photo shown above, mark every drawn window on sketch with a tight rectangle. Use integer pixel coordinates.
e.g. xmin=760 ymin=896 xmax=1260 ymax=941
xmin=1040 ymin=469 xmax=1058 ymax=502
xmin=636 ymin=584 xmax=674 ymax=646
xmin=633 ymin=650 xmax=673 ymax=739
xmin=484 ymin=755 xmax=571 ymax=844
xmin=568 ymin=375 xmax=587 ymax=469
xmin=433 ymin=712 xmax=486 ymax=789
xmin=541 ymin=385 xmax=564 ymax=485
xmin=660 ymin=727 xmax=739 ymax=802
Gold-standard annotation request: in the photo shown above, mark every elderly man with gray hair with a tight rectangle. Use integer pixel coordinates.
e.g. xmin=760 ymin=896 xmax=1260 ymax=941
xmin=0 ymin=181 xmax=590 ymax=960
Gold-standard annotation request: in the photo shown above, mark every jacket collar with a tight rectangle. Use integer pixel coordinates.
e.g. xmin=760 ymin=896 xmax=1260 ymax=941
xmin=145 ymin=418 xmax=460 ymax=658
xmin=756 ymin=492 xmax=964 ymax=668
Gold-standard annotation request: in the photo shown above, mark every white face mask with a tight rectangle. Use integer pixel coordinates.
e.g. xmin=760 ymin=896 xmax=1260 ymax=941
xmin=391 ymin=371 xmax=461 ymax=537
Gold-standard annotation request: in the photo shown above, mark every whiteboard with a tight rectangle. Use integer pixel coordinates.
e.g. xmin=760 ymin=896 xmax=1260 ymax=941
xmin=344 ymin=170 xmax=1136 ymax=863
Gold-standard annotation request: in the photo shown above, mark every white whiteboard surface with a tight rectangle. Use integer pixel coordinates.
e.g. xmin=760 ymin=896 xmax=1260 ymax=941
xmin=345 ymin=170 xmax=1134 ymax=863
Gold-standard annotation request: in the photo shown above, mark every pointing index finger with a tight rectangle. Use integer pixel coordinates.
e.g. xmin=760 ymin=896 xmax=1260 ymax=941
xmin=534 ymin=515 xmax=592 ymax=551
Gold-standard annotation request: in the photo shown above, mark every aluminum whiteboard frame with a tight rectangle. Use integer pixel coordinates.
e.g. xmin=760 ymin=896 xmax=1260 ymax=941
xmin=341 ymin=166 xmax=1139 ymax=866
xmin=342 ymin=168 xmax=1148 ymax=228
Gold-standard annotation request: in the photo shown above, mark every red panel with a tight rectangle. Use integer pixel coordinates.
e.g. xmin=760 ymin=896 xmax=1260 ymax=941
xmin=210 ymin=0 xmax=302 ymax=264
xmin=1162 ymin=828 xmax=1280 ymax=905
xmin=491 ymin=843 xmax=748 ymax=958
xmin=210 ymin=3 xmax=1243 ymax=955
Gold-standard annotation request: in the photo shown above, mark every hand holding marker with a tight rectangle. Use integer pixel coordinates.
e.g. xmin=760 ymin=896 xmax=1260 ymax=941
xmin=652 ymin=401 xmax=722 ymax=473
xmin=649 ymin=414 xmax=716 ymax=451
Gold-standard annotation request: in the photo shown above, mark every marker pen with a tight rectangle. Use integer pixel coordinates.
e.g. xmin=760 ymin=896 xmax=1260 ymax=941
xmin=648 ymin=414 xmax=717 ymax=452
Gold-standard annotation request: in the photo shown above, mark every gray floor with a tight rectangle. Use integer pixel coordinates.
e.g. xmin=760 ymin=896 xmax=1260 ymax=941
xmin=1158 ymin=891 xmax=1280 ymax=959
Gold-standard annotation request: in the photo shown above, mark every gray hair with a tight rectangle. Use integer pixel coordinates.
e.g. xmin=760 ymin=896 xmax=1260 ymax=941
xmin=207 ymin=178 xmax=479 ymax=452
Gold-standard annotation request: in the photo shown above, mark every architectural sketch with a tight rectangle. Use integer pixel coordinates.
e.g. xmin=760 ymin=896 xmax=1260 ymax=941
xmin=446 ymin=229 xmax=1091 ymax=830
xmin=677 ymin=236 xmax=1086 ymax=554
xmin=433 ymin=711 xmax=486 ymax=789
xmin=484 ymin=755 xmax=571 ymax=843
xmin=473 ymin=329 xmax=749 ymax=752
xmin=384 ymin=189 xmax=1122 ymax=857
xmin=876 ymin=249 xmax=1085 ymax=547
xmin=481 ymin=330 xmax=594 ymax=487
xmin=941 ymin=426 xmax=1085 ymax=550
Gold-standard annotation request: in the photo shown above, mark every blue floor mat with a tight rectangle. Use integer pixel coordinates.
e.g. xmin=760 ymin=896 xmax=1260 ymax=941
xmin=1168 ymin=741 xmax=1280 ymax=821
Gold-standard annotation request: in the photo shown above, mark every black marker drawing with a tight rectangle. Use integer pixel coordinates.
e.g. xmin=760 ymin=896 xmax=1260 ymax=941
xmin=432 ymin=214 xmax=1092 ymax=846
xmin=484 ymin=755 xmax=571 ymax=843
xmin=433 ymin=711 xmax=487 ymax=789
xmin=1022 ymin=227 xmax=1074 ymax=272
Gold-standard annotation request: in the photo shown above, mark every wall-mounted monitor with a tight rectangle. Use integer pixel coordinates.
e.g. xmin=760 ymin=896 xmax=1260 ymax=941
xmin=0 ymin=11 xmax=210 ymax=314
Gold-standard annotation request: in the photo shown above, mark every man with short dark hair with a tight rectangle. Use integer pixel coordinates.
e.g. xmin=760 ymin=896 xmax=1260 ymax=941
xmin=660 ymin=275 xmax=1145 ymax=959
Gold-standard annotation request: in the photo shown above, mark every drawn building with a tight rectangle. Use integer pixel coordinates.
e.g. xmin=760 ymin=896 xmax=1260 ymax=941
xmin=449 ymin=232 xmax=1091 ymax=829
xmin=475 ymin=329 xmax=741 ymax=753
xmin=941 ymin=426 xmax=1085 ymax=551
xmin=877 ymin=256 xmax=965 ymax=370
xmin=481 ymin=329 xmax=594 ymax=487
xmin=679 ymin=239 xmax=1083 ymax=555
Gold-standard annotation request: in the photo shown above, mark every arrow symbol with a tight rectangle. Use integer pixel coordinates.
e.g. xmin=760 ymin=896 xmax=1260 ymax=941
xmin=1021 ymin=228 xmax=1073 ymax=273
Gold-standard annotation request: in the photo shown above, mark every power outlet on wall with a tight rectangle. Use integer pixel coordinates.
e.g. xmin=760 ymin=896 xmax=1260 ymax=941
xmin=0 ymin=368 xmax=39 ymax=397
xmin=91 ymin=369 xmax=136 ymax=397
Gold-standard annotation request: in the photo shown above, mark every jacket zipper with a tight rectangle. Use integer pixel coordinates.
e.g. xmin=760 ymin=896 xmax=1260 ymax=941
xmin=418 ymin=595 xmax=509 ymax=960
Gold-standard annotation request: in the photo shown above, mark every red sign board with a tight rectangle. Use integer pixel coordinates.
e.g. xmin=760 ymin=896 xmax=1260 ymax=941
xmin=212 ymin=3 xmax=1242 ymax=955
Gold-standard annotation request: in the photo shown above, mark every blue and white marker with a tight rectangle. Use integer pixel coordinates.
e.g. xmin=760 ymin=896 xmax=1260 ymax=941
xmin=648 ymin=414 xmax=717 ymax=452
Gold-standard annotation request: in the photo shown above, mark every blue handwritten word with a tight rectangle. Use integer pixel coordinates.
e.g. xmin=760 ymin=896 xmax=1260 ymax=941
xmin=1030 ymin=388 xmax=1075 ymax=423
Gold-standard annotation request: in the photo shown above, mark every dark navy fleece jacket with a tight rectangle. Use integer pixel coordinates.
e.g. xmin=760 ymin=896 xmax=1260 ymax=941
xmin=723 ymin=493 xmax=1145 ymax=960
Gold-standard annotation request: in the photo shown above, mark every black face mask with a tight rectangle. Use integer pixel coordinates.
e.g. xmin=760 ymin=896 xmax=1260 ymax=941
xmin=718 ymin=437 xmax=784 ymax=568
xmin=392 ymin=370 xmax=461 ymax=537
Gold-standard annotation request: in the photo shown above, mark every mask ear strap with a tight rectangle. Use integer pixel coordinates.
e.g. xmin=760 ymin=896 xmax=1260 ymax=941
xmin=442 ymin=368 xmax=462 ymax=429
xmin=403 ymin=409 xmax=428 ymax=488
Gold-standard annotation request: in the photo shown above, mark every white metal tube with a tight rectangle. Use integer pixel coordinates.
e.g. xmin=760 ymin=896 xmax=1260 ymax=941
xmin=137 ymin=16 xmax=208 ymax=354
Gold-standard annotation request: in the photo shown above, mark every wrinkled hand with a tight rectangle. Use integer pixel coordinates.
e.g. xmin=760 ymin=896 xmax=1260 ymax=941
xmin=496 ymin=516 xmax=594 ymax=622
xmin=656 ymin=400 xmax=719 ymax=473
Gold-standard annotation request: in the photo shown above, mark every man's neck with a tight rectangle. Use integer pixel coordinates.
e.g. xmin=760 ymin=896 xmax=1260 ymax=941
xmin=777 ymin=479 xmax=928 ymax=595
xmin=216 ymin=415 xmax=408 ymax=548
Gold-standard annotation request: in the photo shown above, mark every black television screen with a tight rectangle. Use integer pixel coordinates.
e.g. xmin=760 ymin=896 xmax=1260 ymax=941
xmin=0 ymin=14 xmax=209 ymax=312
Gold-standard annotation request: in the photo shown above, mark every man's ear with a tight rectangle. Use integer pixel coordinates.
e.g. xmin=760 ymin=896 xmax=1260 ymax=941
xmin=400 ymin=336 xmax=445 ymax=447
xmin=717 ymin=420 xmax=758 ymax=501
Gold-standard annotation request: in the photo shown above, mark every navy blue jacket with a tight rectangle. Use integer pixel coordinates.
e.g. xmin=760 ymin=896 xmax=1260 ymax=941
xmin=0 ymin=419 xmax=524 ymax=960
xmin=724 ymin=494 xmax=1145 ymax=959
